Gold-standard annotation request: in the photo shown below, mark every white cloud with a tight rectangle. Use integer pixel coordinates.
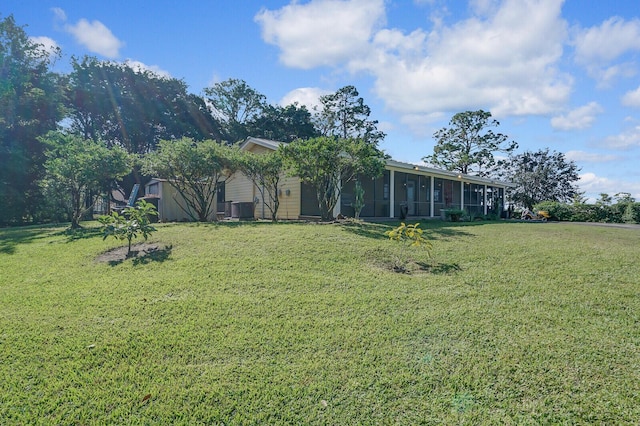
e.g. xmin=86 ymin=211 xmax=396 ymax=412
xmin=603 ymin=126 xmax=640 ymax=150
xmin=622 ymin=86 xmax=640 ymax=107
xmin=565 ymin=150 xmax=618 ymax=163
xmin=280 ymin=87 xmax=331 ymax=111
xmin=53 ymin=8 xmax=124 ymax=58
xmin=550 ymin=102 xmax=603 ymax=130
xmin=124 ymin=60 xmax=171 ymax=78
xmin=255 ymin=0 xmax=386 ymax=69
xmin=257 ymin=0 xmax=572 ymax=124
xmin=29 ymin=36 xmax=60 ymax=58
xmin=579 ymin=172 xmax=640 ymax=201
xmin=371 ymin=0 xmax=572 ymax=117
xmin=573 ymin=16 xmax=640 ymax=84
xmin=574 ymin=17 xmax=640 ymax=64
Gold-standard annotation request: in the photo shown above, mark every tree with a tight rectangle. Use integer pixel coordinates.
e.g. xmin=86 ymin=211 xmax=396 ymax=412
xmin=204 ymin=78 xmax=267 ymax=143
xmin=99 ymin=200 xmax=158 ymax=258
xmin=316 ymin=85 xmax=385 ymax=146
xmin=424 ymin=110 xmax=517 ymax=176
xmin=239 ymin=150 xmax=284 ymax=222
xmin=143 ymin=138 xmax=238 ymax=222
xmin=0 ymin=15 xmax=65 ymax=224
xmin=281 ymin=136 xmax=386 ymax=220
xmin=496 ymin=148 xmax=580 ymax=209
xmin=41 ymin=132 xmax=132 ymax=229
xmin=65 ymin=56 xmax=223 ymax=193
xmin=246 ymin=103 xmax=319 ymax=142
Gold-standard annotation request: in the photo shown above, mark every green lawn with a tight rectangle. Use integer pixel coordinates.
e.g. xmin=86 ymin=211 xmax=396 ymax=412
xmin=1 ymin=220 xmax=639 ymax=424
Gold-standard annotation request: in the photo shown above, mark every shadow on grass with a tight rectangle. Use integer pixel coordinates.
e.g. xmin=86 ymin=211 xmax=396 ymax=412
xmin=417 ymin=261 xmax=462 ymax=274
xmin=339 ymin=220 xmax=393 ymax=240
xmin=54 ymin=226 xmax=103 ymax=242
xmin=132 ymin=245 xmax=173 ymax=266
xmin=0 ymin=226 xmax=58 ymax=255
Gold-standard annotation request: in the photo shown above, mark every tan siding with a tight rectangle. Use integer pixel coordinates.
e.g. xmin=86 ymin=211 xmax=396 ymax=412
xmin=157 ymin=181 xmax=217 ymax=222
xmin=225 ymin=174 xmax=255 ymax=204
xmin=277 ymin=176 xmax=301 ymax=220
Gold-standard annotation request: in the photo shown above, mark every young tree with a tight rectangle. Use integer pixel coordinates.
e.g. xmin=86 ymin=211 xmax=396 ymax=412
xmin=204 ymin=78 xmax=267 ymax=143
xmin=239 ymin=150 xmax=284 ymax=222
xmin=496 ymin=148 xmax=580 ymax=209
xmin=424 ymin=110 xmax=517 ymax=176
xmin=0 ymin=15 xmax=65 ymax=224
xmin=315 ymin=85 xmax=385 ymax=146
xmin=281 ymin=136 xmax=386 ymax=220
xmin=143 ymin=138 xmax=239 ymax=221
xmin=41 ymin=132 xmax=132 ymax=229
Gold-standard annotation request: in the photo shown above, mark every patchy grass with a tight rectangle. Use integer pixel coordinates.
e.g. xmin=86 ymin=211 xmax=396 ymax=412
xmin=1 ymin=220 xmax=639 ymax=424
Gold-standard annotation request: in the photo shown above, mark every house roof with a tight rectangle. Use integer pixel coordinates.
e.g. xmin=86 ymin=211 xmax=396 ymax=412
xmin=240 ymin=137 xmax=283 ymax=152
xmin=240 ymin=136 xmax=514 ymax=188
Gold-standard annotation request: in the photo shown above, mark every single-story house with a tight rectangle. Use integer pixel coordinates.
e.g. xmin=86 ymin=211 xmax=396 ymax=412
xmin=146 ymin=137 xmax=514 ymax=222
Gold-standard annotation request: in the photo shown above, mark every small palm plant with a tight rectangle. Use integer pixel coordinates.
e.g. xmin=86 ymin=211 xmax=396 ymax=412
xmin=99 ymin=200 xmax=158 ymax=258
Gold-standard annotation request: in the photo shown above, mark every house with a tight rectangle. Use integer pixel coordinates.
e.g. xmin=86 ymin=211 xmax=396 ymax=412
xmin=146 ymin=136 xmax=513 ymax=221
xmin=222 ymin=137 xmax=514 ymax=220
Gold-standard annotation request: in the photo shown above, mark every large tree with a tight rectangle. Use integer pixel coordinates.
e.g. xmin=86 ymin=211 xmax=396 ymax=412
xmin=0 ymin=15 xmax=65 ymax=224
xmin=65 ymin=56 xmax=223 ymax=177
xmin=143 ymin=138 xmax=239 ymax=222
xmin=316 ymin=85 xmax=385 ymax=146
xmin=204 ymin=78 xmax=267 ymax=143
xmin=424 ymin=110 xmax=517 ymax=176
xmin=246 ymin=103 xmax=319 ymax=142
xmin=281 ymin=136 xmax=386 ymax=220
xmin=41 ymin=132 xmax=131 ymax=229
xmin=496 ymin=148 xmax=580 ymax=209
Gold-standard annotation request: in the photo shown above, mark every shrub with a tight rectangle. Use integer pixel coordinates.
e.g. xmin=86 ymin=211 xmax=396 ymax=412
xmin=533 ymin=201 xmax=572 ymax=221
xmin=444 ymin=208 xmax=465 ymax=222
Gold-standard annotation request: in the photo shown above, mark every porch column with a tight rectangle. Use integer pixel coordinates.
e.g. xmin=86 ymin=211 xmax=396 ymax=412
xmin=389 ymin=170 xmax=395 ymax=218
xmin=460 ymin=180 xmax=464 ymax=210
xmin=484 ymin=185 xmax=488 ymax=215
xmin=430 ymin=176 xmax=434 ymax=217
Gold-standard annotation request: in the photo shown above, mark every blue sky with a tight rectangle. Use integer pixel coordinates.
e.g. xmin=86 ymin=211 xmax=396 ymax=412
xmin=6 ymin=0 xmax=640 ymax=202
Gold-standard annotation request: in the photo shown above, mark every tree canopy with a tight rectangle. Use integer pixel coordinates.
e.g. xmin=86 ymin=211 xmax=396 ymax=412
xmin=41 ymin=132 xmax=131 ymax=228
xmin=316 ymin=85 xmax=385 ymax=146
xmin=0 ymin=14 xmax=65 ymax=224
xmin=204 ymin=78 xmax=267 ymax=143
xmin=496 ymin=148 xmax=580 ymax=209
xmin=424 ymin=110 xmax=517 ymax=177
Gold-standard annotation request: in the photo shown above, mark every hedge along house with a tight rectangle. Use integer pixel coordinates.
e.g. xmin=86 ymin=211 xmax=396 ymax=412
xmin=222 ymin=137 xmax=514 ymax=221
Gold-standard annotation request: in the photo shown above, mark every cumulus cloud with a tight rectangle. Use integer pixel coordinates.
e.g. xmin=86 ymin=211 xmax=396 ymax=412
xmin=255 ymin=0 xmax=385 ymax=69
xmin=622 ymin=86 xmax=640 ymax=107
xmin=29 ymin=36 xmax=60 ymax=58
xmin=280 ymin=87 xmax=331 ymax=110
xmin=579 ymin=172 xmax=640 ymax=200
xmin=565 ymin=150 xmax=618 ymax=163
xmin=550 ymin=102 xmax=603 ymax=130
xmin=53 ymin=8 xmax=124 ymax=58
xmin=573 ymin=16 xmax=640 ymax=84
xmin=257 ymin=0 xmax=572 ymax=122
xmin=603 ymin=125 xmax=640 ymax=150
xmin=124 ymin=60 xmax=171 ymax=78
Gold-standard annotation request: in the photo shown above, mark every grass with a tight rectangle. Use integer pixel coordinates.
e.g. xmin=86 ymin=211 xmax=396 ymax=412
xmin=1 ymin=220 xmax=639 ymax=424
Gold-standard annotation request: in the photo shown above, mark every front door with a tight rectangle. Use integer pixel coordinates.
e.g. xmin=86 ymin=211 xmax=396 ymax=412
xmin=407 ymin=180 xmax=416 ymax=215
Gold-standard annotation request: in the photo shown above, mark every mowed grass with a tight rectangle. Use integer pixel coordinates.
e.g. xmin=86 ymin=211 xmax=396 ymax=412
xmin=1 ymin=220 xmax=639 ymax=424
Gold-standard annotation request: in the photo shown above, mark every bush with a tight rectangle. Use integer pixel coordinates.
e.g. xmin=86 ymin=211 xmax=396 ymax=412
xmin=444 ymin=208 xmax=465 ymax=222
xmin=533 ymin=201 xmax=572 ymax=221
